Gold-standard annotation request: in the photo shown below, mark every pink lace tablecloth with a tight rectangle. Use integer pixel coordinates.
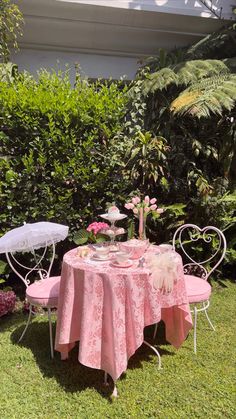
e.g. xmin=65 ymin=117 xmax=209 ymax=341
xmin=55 ymin=246 xmax=192 ymax=381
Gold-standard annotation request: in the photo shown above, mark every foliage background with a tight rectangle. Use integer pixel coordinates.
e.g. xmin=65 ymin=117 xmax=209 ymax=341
xmin=0 ymin=24 xmax=235 ymax=282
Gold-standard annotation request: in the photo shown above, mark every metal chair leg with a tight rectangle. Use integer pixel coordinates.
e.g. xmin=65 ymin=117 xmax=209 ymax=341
xmin=203 ymin=303 xmax=215 ymax=331
xmin=143 ymin=340 xmax=162 ymax=370
xmin=153 ymin=323 xmax=158 ymax=340
xmin=48 ymin=308 xmax=54 ymax=359
xmin=193 ymin=306 xmax=198 ymax=354
xmin=18 ymin=304 xmax=33 ymax=342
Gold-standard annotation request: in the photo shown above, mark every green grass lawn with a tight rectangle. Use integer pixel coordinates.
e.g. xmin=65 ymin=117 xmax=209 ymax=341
xmin=0 ymin=280 xmax=235 ymax=419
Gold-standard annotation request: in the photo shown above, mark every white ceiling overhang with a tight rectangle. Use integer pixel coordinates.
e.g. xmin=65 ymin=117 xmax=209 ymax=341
xmin=16 ymin=0 xmax=233 ymax=58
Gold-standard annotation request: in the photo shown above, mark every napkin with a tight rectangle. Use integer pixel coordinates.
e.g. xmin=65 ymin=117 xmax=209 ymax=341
xmin=77 ymin=246 xmax=90 ymax=258
xmin=147 ymin=252 xmax=179 ymax=293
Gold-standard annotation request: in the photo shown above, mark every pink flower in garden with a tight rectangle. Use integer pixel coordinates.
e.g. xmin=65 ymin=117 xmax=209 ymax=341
xmin=125 ymin=203 xmax=134 ymax=210
xmin=132 ymin=196 xmax=140 ymax=205
xmin=0 ymin=291 xmax=16 ymax=317
xmin=156 ymin=208 xmax=164 ymax=214
xmin=150 ymin=204 xmax=157 ymax=210
xmin=150 ymin=198 xmax=157 ymax=204
xmin=87 ymin=222 xmax=109 ymax=235
xmin=144 ymin=207 xmax=150 ymax=213
xmin=133 ymin=208 xmax=139 ymax=214
xmin=144 ymin=195 xmax=150 ymax=204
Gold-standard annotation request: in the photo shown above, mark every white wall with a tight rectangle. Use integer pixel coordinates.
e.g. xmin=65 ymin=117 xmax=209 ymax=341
xmin=60 ymin=0 xmax=234 ymax=19
xmin=13 ymin=48 xmax=139 ymax=82
xmin=13 ymin=0 xmax=234 ymax=80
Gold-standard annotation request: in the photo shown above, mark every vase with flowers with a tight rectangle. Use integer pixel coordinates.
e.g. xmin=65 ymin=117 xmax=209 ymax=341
xmin=125 ymin=195 xmax=164 ymax=240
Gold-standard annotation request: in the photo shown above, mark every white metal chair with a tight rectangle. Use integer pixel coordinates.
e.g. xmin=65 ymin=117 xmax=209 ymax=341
xmin=0 ymin=221 xmax=68 ymax=358
xmin=6 ymin=242 xmax=60 ymax=358
xmin=172 ymin=224 xmax=227 ymax=354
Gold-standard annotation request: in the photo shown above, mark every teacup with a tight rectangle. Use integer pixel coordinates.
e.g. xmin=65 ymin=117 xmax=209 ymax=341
xmin=158 ymin=244 xmax=173 ymax=253
xmin=95 ymin=246 xmax=109 ymax=259
xmin=115 ymin=251 xmax=130 ymax=265
xmin=119 ymin=239 xmax=148 ymax=260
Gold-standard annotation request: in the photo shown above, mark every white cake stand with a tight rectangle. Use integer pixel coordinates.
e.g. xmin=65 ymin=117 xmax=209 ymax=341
xmin=100 ymin=213 xmax=127 ymax=247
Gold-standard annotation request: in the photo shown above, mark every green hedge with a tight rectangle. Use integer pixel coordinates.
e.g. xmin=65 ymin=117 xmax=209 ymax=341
xmin=0 ymin=70 xmax=128 ymax=237
xmin=0 ymin=68 xmax=235 ymax=281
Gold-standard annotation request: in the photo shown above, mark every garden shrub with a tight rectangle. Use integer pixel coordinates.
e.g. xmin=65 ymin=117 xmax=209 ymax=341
xmin=0 ymin=70 xmax=128 ymax=231
xmin=0 ymin=70 xmax=129 ymax=274
xmin=0 ymin=289 xmax=16 ymax=317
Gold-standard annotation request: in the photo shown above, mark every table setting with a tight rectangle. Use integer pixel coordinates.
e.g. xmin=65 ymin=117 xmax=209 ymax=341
xmin=55 ymin=199 xmax=193 ymax=396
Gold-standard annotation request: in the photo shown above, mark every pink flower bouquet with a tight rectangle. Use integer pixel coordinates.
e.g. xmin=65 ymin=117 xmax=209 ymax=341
xmin=73 ymin=222 xmax=110 ymax=246
xmin=87 ymin=222 xmax=109 ymax=235
xmin=125 ymin=195 xmax=164 ymax=240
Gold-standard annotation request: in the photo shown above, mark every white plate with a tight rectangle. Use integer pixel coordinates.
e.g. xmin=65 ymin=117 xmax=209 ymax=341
xmin=91 ymin=254 xmax=110 ymax=261
xmin=111 ymin=260 xmax=133 ymax=268
xmin=100 ymin=214 xmax=127 ymax=221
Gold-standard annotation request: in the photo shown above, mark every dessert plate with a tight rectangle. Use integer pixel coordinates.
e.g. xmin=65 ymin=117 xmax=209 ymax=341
xmin=92 ymin=254 xmax=110 ymax=261
xmin=100 ymin=213 xmax=127 ymax=221
xmin=111 ymin=260 xmax=133 ymax=268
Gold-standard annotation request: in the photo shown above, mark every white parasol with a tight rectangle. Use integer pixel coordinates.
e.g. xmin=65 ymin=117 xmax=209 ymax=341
xmin=0 ymin=222 xmax=69 ymax=253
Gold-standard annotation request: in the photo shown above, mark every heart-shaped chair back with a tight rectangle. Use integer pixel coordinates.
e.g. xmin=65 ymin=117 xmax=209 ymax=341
xmin=172 ymin=224 xmax=227 ymax=280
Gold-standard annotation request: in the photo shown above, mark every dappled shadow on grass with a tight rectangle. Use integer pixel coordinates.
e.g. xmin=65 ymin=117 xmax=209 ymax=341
xmin=11 ymin=320 xmax=112 ymax=398
xmin=10 ymin=318 xmax=175 ymax=398
xmin=0 ymin=311 xmax=26 ymax=333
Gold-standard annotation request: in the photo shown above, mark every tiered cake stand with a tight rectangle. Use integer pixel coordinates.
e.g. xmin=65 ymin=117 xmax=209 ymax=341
xmin=100 ymin=212 xmax=127 ymax=247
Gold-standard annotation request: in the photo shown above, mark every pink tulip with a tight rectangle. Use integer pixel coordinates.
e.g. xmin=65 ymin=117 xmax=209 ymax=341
xmin=150 ymin=204 xmax=157 ymax=210
xmin=156 ymin=208 xmax=164 ymax=214
xmin=144 ymin=207 xmax=150 ymax=213
xmin=133 ymin=208 xmax=138 ymax=214
xmin=150 ymin=198 xmax=157 ymax=204
xmin=144 ymin=196 xmax=150 ymax=204
xmin=132 ymin=196 xmax=140 ymax=205
xmin=125 ymin=203 xmax=132 ymax=209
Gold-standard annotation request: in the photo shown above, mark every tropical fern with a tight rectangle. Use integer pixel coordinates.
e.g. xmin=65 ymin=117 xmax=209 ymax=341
xmin=170 ymin=74 xmax=236 ymax=117
xmin=186 ymin=23 xmax=236 ymax=60
xmin=142 ymin=59 xmax=230 ymax=95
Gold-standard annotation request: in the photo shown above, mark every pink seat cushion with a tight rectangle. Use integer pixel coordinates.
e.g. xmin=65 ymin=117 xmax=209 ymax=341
xmin=184 ymin=275 xmax=211 ymax=303
xmin=26 ymin=276 xmax=60 ymax=307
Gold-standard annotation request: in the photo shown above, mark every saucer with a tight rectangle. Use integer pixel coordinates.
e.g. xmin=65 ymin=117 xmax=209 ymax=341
xmin=100 ymin=213 xmax=127 ymax=221
xmin=111 ymin=260 xmax=132 ymax=268
xmin=92 ymin=254 xmax=110 ymax=261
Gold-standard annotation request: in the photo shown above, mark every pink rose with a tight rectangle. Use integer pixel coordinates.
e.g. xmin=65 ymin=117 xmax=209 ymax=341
xmin=144 ymin=196 xmax=150 ymax=204
xmin=150 ymin=198 xmax=157 ymax=204
xmin=133 ymin=208 xmax=138 ymax=214
xmin=156 ymin=208 xmax=164 ymax=214
xmin=150 ymin=204 xmax=157 ymax=210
